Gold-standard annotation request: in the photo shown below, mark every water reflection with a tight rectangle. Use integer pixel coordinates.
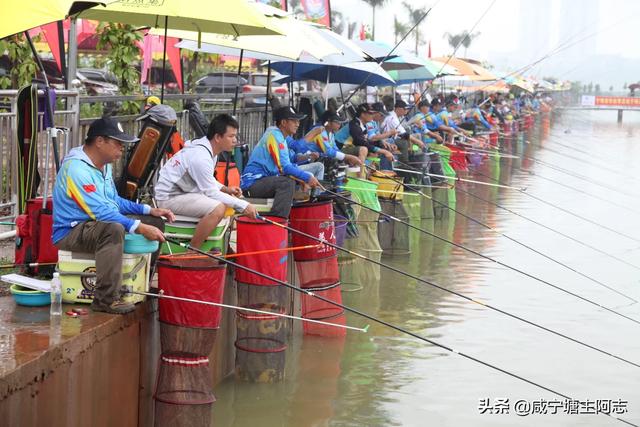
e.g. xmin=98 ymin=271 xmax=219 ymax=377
xmin=212 ymin=110 xmax=640 ymax=426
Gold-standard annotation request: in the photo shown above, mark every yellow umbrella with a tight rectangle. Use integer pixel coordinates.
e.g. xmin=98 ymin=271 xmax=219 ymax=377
xmin=1 ymin=1 xmax=109 ymax=39
xmin=152 ymin=3 xmax=338 ymax=60
xmin=76 ymin=0 xmax=282 ymax=37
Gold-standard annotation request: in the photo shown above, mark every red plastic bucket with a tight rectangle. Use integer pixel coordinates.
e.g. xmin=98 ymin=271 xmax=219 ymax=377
xmin=445 ymin=144 xmax=468 ymax=171
xmin=290 ymin=201 xmax=336 ymax=261
xmin=235 ymin=216 xmax=288 ymax=286
xmin=157 ymin=256 xmax=227 ymax=329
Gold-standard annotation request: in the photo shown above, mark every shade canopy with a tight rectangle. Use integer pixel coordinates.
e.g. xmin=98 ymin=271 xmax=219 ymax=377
xmin=76 ymin=0 xmax=283 ymax=37
xmin=1 ymin=0 xmax=109 ymax=39
xmin=272 ymin=61 xmax=395 ymax=87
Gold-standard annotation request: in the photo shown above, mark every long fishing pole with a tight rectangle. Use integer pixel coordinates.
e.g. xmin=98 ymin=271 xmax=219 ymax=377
xmin=470 ymin=167 xmax=640 ymax=244
xmin=394 ymin=168 xmax=526 ymax=190
xmin=377 ymin=161 xmax=639 ymax=303
xmin=452 ymin=184 xmax=640 ymax=272
xmin=320 ymin=181 xmax=640 ymax=328
xmin=519 ymin=154 xmax=640 ymax=200
xmin=128 ymin=289 xmax=368 ymax=333
xmin=337 ymin=2 xmax=440 ymax=112
xmin=394 ymin=0 xmax=498 ymax=131
xmin=160 ymin=237 xmax=636 ymax=427
xmin=257 ymin=214 xmax=640 ymax=369
xmin=523 ymin=170 xmax=640 ymax=217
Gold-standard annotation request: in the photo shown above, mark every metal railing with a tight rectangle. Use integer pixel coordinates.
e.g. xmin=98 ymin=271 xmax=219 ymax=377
xmin=0 ymin=90 xmax=287 ymax=221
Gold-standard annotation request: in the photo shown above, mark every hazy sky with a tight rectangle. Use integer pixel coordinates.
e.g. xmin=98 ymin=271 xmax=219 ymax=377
xmin=331 ymin=0 xmax=640 ymax=87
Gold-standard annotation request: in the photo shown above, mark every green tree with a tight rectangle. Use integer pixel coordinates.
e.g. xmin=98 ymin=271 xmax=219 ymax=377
xmin=394 ymin=15 xmax=409 ymax=45
xmin=96 ymin=23 xmax=143 ymax=114
xmin=623 ymin=82 xmax=628 ymax=90
xmin=403 ymin=2 xmax=427 ymax=55
xmin=443 ymin=30 xmax=480 ymax=57
xmin=361 ymin=0 xmax=388 ymax=40
xmin=594 ymin=84 xmax=601 ymax=94
xmin=0 ymin=34 xmax=42 ymax=89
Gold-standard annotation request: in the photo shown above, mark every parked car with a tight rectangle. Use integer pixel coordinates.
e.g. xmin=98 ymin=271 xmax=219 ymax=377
xmin=75 ymin=68 xmax=119 ymax=96
xmin=195 ymin=72 xmax=248 ymax=95
xmin=242 ymin=72 xmax=289 ymax=107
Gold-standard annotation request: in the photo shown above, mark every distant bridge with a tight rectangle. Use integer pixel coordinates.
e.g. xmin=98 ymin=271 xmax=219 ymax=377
xmin=558 ymin=96 xmax=640 ymax=122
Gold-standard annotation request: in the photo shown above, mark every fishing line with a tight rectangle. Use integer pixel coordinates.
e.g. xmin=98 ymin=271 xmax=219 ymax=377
xmin=379 ymin=161 xmax=639 ymax=303
xmin=257 ymin=213 xmax=640 ymax=369
xmin=128 ymin=289 xmax=368 ymax=333
xmin=469 ymin=167 xmax=640 ymax=244
xmin=165 ymin=236 xmax=637 ymax=426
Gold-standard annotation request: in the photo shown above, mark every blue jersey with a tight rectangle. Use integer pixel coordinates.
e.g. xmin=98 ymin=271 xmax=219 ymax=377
xmin=307 ymin=125 xmax=343 ymax=159
xmin=437 ymin=110 xmax=459 ymax=130
xmin=53 ymin=147 xmax=148 ymax=243
xmin=423 ymin=111 xmax=444 ymax=131
xmin=334 ymin=124 xmax=351 ymax=146
xmin=241 ymin=126 xmax=312 ymax=189
xmin=465 ymin=107 xmax=491 ymax=129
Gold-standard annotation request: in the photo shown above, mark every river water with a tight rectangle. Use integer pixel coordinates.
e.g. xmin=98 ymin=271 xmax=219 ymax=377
xmin=213 ymin=110 xmax=640 ymax=426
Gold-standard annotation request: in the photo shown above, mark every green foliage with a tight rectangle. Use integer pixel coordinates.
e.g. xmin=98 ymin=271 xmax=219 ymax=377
xmin=0 ymin=34 xmax=42 ymax=89
xmin=96 ymin=23 xmax=142 ymax=114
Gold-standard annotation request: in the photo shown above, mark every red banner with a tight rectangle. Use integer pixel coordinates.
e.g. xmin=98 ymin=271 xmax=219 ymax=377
xmin=300 ymin=0 xmax=331 ymax=27
xmin=595 ymin=96 xmax=640 ymax=107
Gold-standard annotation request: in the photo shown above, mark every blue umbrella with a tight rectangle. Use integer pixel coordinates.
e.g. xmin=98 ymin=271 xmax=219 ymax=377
xmin=271 ymin=60 xmax=395 ymax=87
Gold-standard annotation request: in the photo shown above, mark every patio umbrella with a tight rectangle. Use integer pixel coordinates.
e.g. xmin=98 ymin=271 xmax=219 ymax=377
xmin=0 ymin=1 xmax=110 ymax=39
xmin=158 ymin=3 xmax=340 ymax=61
xmin=272 ymin=61 xmax=395 ymax=87
xmin=76 ymin=0 xmax=282 ymax=37
xmin=76 ymin=0 xmax=284 ymax=101
xmin=353 ymin=40 xmax=399 ymax=61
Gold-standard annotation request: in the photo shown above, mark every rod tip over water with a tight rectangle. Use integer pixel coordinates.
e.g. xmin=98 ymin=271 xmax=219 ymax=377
xmin=363 ymin=324 xmax=370 ymax=333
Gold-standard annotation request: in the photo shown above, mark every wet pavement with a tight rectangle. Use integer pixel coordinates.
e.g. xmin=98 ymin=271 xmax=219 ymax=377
xmin=212 ymin=110 xmax=640 ymax=426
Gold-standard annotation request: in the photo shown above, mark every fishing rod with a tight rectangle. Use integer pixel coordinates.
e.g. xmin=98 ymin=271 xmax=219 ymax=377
xmin=378 ymin=161 xmax=639 ymax=303
xmin=257 ymin=213 xmax=640 ymax=370
xmin=337 ymin=2 xmax=440 ymax=112
xmin=523 ymin=171 xmax=640 ymax=217
xmin=394 ymin=168 xmax=526 ymax=191
xmin=128 ymin=289 xmax=368 ymax=333
xmin=452 ymin=184 xmax=640 ymax=273
xmin=325 ymin=175 xmax=640 ymax=327
xmin=159 ymin=236 xmax=636 ymax=426
xmin=518 ymin=153 xmax=640 ymax=199
xmin=470 ymin=167 xmax=640 ymax=244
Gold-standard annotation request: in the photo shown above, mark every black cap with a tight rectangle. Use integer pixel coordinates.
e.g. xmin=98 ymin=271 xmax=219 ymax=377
xmin=355 ymin=103 xmax=376 ymax=116
xmin=86 ymin=117 xmax=138 ymax=143
xmin=320 ymin=110 xmax=346 ymax=124
xmin=274 ymin=106 xmax=306 ymax=122
xmin=371 ymin=102 xmax=389 ymax=115
xmin=430 ymin=98 xmax=442 ymax=107
xmin=394 ymin=99 xmax=409 ymax=109
xmin=417 ymin=100 xmax=430 ymax=109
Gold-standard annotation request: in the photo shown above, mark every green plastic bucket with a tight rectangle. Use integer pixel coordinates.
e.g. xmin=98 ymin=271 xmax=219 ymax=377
xmin=342 ymin=177 xmax=381 ymax=212
xmin=161 ymin=217 xmax=231 ymax=254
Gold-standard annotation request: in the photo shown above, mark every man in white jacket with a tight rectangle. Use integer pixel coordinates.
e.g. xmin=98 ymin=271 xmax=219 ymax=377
xmin=155 ymin=114 xmax=258 ymax=249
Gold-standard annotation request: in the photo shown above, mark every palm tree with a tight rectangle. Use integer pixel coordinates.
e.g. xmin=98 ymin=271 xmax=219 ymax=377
xmin=443 ymin=31 xmax=481 ymax=57
xmin=361 ymin=0 xmax=388 ymax=40
xmin=402 ymin=2 xmax=426 ymax=55
xmin=394 ymin=15 xmax=409 ymax=45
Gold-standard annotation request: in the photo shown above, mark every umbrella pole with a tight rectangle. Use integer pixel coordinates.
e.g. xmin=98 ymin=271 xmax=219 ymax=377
xmin=24 ymin=32 xmax=49 ymax=87
xmin=290 ymin=63 xmax=294 ymax=107
xmin=324 ymin=68 xmax=330 ymax=110
xmin=264 ymin=61 xmax=271 ymax=131
xmin=232 ymin=49 xmax=244 ymax=116
xmin=160 ymin=17 xmax=168 ymax=103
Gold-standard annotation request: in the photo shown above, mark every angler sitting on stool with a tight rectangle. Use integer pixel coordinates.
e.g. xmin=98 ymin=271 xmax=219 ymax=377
xmin=155 ymin=114 xmax=258 ymax=249
xmin=53 ymin=117 xmax=173 ymax=315
xmin=241 ymin=106 xmax=320 ymax=218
